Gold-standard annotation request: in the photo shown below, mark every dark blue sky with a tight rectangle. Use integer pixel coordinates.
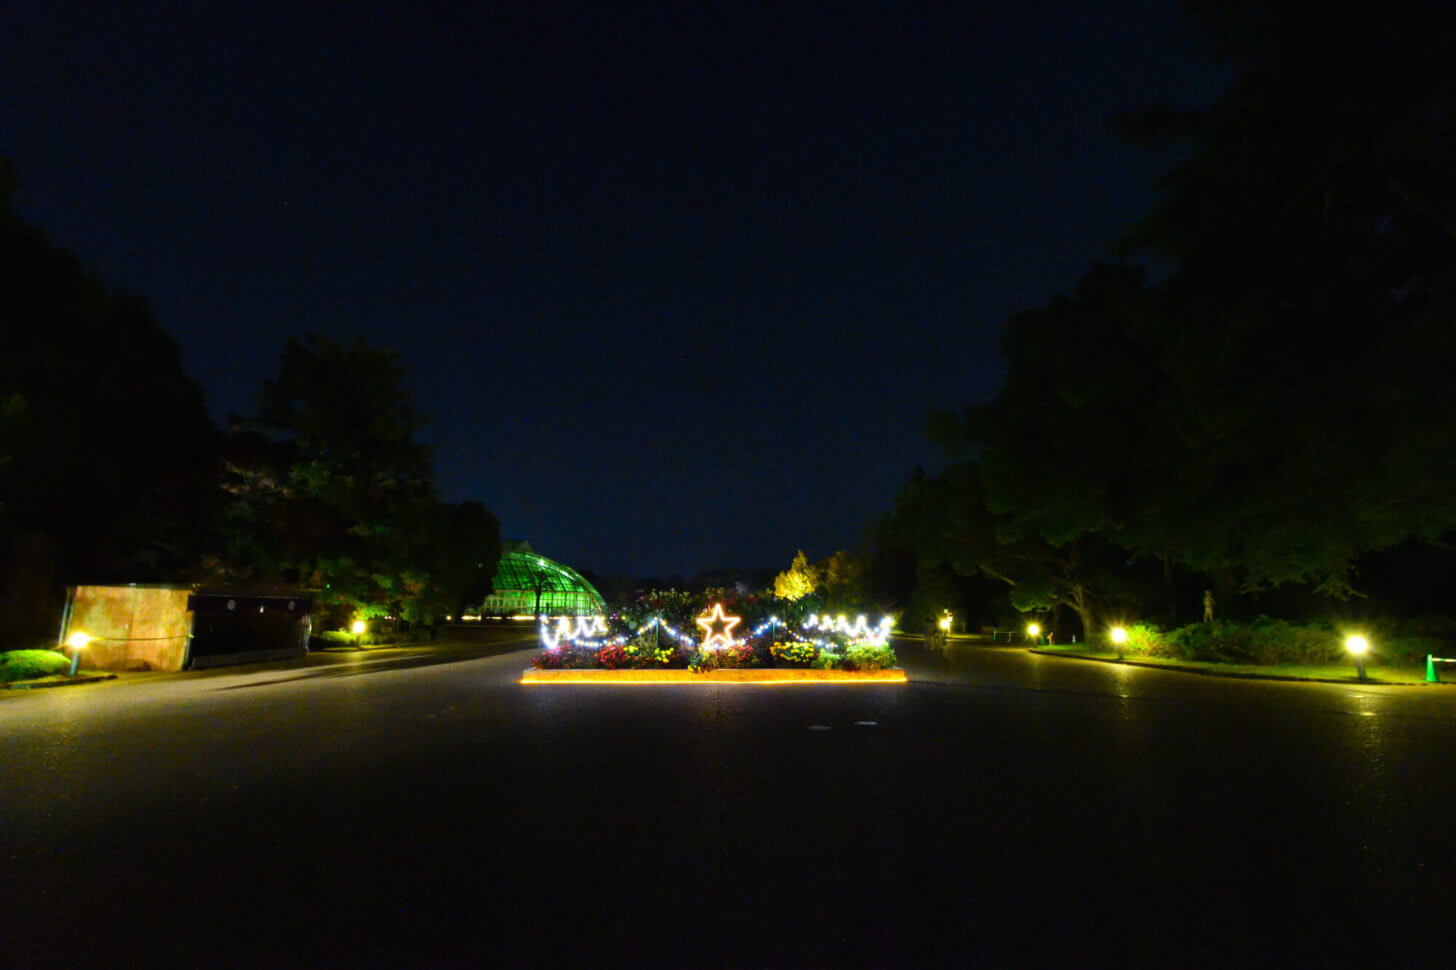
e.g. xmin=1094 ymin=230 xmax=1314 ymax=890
xmin=1 ymin=1 xmax=1224 ymax=579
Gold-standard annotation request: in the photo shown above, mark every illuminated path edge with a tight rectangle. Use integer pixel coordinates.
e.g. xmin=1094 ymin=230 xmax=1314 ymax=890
xmin=519 ymin=667 xmax=908 ymax=685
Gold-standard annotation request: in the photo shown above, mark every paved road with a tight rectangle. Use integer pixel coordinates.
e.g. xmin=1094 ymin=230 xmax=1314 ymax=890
xmin=3 ymin=636 xmax=1455 ymax=968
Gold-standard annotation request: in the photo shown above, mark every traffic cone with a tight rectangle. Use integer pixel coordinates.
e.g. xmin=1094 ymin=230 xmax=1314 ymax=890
xmin=1427 ymin=654 xmax=1440 ymax=683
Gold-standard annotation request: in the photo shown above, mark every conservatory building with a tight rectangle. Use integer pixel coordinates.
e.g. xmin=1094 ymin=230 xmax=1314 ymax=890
xmin=477 ymin=542 xmax=605 ymax=617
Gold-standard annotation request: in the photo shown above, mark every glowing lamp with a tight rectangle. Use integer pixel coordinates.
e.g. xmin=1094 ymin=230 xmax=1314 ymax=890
xmin=1110 ymin=625 xmax=1128 ymax=660
xmin=1027 ymin=623 xmax=1041 ymax=641
xmin=1346 ymin=634 xmax=1370 ymax=681
xmin=351 ymin=620 xmax=367 ymax=635
xmin=65 ymin=632 xmax=91 ymax=676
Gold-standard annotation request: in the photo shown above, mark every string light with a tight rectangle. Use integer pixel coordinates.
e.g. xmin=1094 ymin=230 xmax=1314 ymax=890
xmin=632 ymin=616 xmax=697 ymax=646
xmin=801 ymin=614 xmax=893 ymax=645
xmin=540 ymin=614 xmax=611 ymax=650
xmin=537 ymin=607 xmax=893 ymax=653
xmin=747 ymin=616 xmax=782 ymax=638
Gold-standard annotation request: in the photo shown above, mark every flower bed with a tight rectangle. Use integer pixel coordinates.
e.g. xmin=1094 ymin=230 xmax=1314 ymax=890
xmin=521 ymin=666 xmax=907 ymax=684
xmin=526 ymin=593 xmax=904 ymax=683
xmin=529 ymin=637 xmax=900 ymax=674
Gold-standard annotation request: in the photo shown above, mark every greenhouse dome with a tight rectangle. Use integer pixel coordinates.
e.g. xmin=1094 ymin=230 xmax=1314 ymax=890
xmin=478 ymin=542 xmax=605 ymax=617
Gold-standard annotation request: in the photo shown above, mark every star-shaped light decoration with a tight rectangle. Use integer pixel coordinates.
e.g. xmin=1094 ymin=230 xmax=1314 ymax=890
xmin=695 ymin=603 xmax=741 ymax=649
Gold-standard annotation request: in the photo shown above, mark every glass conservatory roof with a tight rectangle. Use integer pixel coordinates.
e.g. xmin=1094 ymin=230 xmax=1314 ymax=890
xmin=489 ymin=544 xmax=604 ymax=602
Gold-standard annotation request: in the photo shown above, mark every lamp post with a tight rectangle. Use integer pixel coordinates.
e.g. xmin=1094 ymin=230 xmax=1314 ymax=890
xmin=65 ymin=632 xmax=91 ymax=676
xmin=351 ymin=619 xmax=367 ymax=648
xmin=1026 ymin=622 xmax=1041 ymax=645
xmin=1346 ymin=634 xmax=1370 ymax=681
xmin=1110 ymin=626 xmax=1128 ymax=661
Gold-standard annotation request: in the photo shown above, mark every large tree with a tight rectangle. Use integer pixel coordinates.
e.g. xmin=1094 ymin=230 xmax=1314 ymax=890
xmin=1115 ymin=0 xmax=1456 ymax=593
xmin=909 ymin=0 xmax=1456 ymax=625
xmin=0 ymin=161 xmax=216 ymax=629
xmin=889 ymin=460 xmax=1145 ymax=641
xmin=217 ymin=334 xmax=499 ymax=624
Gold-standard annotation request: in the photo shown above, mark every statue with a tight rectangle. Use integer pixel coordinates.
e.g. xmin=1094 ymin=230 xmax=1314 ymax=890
xmin=1203 ymin=589 xmax=1215 ymax=623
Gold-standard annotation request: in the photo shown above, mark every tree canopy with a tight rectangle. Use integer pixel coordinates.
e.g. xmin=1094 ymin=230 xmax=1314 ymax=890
xmin=0 ymin=162 xmax=217 ymax=615
xmin=772 ymin=550 xmax=820 ymax=601
xmin=214 ymin=334 xmax=500 ymax=623
xmin=893 ymin=0 xmax=1456 ymax=633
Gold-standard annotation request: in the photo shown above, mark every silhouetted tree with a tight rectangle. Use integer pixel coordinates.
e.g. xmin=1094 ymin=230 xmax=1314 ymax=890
xmin=0 ymin=160 xmax=216 ymax=630
xmin=216 ymin=334 xmax=499 ymax=624
xmin=1114 ymin=0 xmax=1456 ymax=593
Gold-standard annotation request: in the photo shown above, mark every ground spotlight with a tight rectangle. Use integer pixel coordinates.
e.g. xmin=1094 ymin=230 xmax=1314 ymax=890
xmin=1110 ymin=625 xmax=1128 ymax=660
xmin=65 ymin=632 xmax=91 ymax=676
xmin=1345 ymin=634 xmax=1370 ymax=681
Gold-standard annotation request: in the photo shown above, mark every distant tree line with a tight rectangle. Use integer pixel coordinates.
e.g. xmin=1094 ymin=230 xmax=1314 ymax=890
xmin=0 ymin=160 xmax=499 ymax=638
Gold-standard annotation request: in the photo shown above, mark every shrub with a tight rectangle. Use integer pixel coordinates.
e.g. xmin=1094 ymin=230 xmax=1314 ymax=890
xmin=842 ymin=642 xmax=898 ymax=672
xmin=811 ymin=651 xmax=842 ymax=670
xmin=1166 ymin=619 xmax=1342 ymax=665
xmin=1375 ymin=630 xmax=1448 ymax=664
xmin=530 ymin=644 xmax=598 ymax=669
xmin=1363 ymin=617 xmax=1453 ymax=663
xmin=595 ymin=644 xmax=634 ymax=669
xmin=685 ymin=643 xmax=758 ymax=672
xmin=1118 ymin=624 xmax=1170 ymax=657
xmin=769 ymin=641 xmax=818 ymax=667
xmin=717 ymin=643 xmax=759 ymax=668
xmin=688 ymin=650 xmax=719 ymax=673
xmin=0 ymin=649 xmax=72 ymax=683
xmin=625 ymin=633 xmax=688 ymax=667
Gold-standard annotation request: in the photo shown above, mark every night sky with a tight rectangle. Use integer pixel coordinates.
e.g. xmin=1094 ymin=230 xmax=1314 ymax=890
xmin=1 ymin=2 xmax=1223 ymax=579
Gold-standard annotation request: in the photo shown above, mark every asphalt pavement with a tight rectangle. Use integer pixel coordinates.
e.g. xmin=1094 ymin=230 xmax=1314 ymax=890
xmin=3 ymin=634 xmax=1454 ymax=968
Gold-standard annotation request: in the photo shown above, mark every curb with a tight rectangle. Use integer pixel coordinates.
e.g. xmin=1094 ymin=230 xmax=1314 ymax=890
xmin=521 ymin=667 xmax=908 ymax=685
xmin=2 ymin=673 xmax=119 ymax=691
xmin=1026 ymin=648 xmax=1435 ymax=687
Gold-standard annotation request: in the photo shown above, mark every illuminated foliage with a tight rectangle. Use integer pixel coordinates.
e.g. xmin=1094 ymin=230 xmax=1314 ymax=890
xmin=773 ymin=550 xmax=821 ymax=601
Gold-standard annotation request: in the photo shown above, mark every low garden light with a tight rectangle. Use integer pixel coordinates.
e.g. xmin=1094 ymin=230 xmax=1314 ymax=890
xmin=1345 ymin=634 xmax=1370 ymax=681
xmin=1110 ymin=625 xmax=1128 ymax=660
xmin=1026 ymin=622 xmax=1040 ymax=644
xmin=65 ymin=632 xmax=92 ymax=676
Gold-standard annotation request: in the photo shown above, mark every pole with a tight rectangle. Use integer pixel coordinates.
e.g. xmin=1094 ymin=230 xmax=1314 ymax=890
xmin=56 ymin=586 xmax=76 ymax=650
